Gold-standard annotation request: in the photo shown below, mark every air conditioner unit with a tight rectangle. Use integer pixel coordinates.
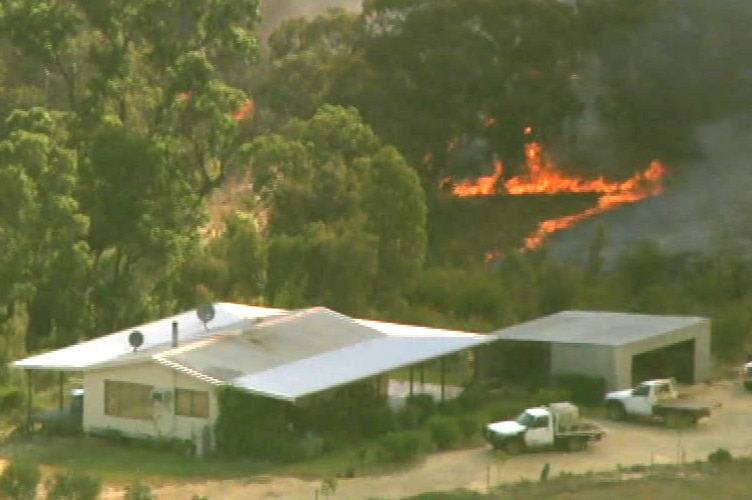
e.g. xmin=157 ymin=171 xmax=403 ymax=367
xmin=151 ymin=389 xmax=173 ymax=404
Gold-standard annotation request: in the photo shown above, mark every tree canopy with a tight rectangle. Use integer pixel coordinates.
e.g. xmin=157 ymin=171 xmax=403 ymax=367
xmin=0 ymin=0 xmax=751 ymax=369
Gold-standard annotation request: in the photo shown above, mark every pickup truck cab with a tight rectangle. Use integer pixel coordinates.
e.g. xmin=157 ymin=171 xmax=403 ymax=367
xmin=742 ymin=362 xmax=752 ymax=391
xmin=485 ymin=402 xmax=606 ymax=455
xmin=604 ymin=378 xmax=713 ymax=427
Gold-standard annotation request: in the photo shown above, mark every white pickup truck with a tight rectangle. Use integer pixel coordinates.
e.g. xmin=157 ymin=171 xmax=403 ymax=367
xmin=604 ymin=378 xmax=715 ymax=427
xmin=484 ymin=402 xmax=606 ymax=455
xmin=742 ymin=361 xmax=752 ymax=391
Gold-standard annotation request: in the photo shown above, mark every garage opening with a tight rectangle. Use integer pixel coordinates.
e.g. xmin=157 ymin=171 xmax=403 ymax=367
xmin=494 ymin=341 xmax=551 ymax=387
xmin=631 ymin=339 xmax=695 ymax=384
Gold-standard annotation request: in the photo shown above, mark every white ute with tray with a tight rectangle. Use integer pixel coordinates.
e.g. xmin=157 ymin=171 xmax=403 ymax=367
xmin=484 ymin=402 xmax=607 ymax=455
xmin=604 ymin=378 xmax=717 ymax=427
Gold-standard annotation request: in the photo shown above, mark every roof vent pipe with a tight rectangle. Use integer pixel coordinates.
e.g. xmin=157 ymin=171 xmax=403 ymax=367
xmin=171 ymin=321 xmax=179 ymax=348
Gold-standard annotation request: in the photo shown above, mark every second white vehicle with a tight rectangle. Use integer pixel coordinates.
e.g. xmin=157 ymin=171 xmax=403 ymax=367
xmin=604 ymin=378 xmax=716 ymax=427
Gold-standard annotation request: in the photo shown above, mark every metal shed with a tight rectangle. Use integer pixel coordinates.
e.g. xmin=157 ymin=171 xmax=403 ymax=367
xmin=492 ymin=311 xmax=711 ymax=391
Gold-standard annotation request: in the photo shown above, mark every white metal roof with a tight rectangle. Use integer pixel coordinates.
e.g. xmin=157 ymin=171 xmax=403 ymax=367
xmin=493 ymin=311 xmax=708 ymax=346
xmin=153 ymin=307 xmax=387 ymax=381
xmin=228 ymin=335 xmax=492 ymax=401
xmin=11 ymin=303 xmax=492 ymax=389
xmin=12 ymin=303 xmax=285 ymax=371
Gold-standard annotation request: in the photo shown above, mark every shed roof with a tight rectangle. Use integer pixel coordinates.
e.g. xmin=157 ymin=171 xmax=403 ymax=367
xmin=493 ymin=311 xmax=708 ymax=346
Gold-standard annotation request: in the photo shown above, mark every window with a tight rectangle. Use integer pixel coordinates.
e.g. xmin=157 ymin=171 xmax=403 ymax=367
xmin=632 ymin=384 xmax=650 ymax=397
xmin=533 ymin=416 xmax=549 ymax=428
xmin=105 ymin=380 xmax=154 ymax=420
xmin=175 ymin=389 xmax=210 ymax=418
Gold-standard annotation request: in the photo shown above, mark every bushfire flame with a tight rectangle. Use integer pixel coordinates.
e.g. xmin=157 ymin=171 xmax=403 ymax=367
xmin=443 ymin=140 xmax=667 ymax=251
xmin=176 ymin=92 xmax=255 ymax=122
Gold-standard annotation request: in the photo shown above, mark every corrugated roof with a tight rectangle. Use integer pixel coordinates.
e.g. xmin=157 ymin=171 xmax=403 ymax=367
xmin=12 ymin=303 xmax=285 ymax=371
xmin=11 ymin=302 xmax=488 ymax=371
xmin=154 ymin=307 xmax=386 ymax=382
xmin=493 ymin=311 xmax=708 ymax=346
xmin=229 ymin=335 xmax=492 ymax=401
xmin=12 ymin=302 xmax=496 ymax=402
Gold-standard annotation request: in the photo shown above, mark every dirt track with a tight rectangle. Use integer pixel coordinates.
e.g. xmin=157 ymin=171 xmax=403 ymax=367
xmin=102 ymin=379 xmax=752 ymax=500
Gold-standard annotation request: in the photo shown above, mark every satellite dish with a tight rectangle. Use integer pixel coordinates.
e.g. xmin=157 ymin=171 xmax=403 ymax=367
xmin=129 ymin=330 xmax=144 ymax=352
xmin=196 ymin=303 xmax=216 ymax=329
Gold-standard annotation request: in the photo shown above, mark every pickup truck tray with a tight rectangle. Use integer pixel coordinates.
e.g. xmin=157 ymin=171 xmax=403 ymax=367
xmin=654 ymin=399 xmax=714 ymax=411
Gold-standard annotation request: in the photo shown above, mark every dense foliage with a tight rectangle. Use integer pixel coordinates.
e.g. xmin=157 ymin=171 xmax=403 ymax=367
xmin=1 ymin=0 xmax=752 ymax=401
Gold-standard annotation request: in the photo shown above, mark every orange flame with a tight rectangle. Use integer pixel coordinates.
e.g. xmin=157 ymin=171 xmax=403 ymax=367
xmin=444 ymin=140 xmax=667 ymax=251
xmin=523 ymin=161 xmax=665 ymax=250
xmin=231 ymin=100 xmax=255 ymax=121
xmin=175 ymin=93 xmax=255 ymax=122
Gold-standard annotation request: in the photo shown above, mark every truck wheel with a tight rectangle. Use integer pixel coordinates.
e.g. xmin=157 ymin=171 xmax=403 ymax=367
xmin=567 ymin=438 xmax=586 ymax=452
xmin=504 ymin=439 xmax=524 ymax=456
xmin=607 ymin=402 xmax=626 ymax=421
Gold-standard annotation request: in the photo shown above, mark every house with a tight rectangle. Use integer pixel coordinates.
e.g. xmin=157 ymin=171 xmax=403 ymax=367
xmin=12 ymin=303 xmax=494 ymax=453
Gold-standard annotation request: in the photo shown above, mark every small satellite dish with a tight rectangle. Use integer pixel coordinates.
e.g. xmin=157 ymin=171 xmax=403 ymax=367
xmin=129 ymin=330 xmax=144 ymax=352
xmin=196 ymin=303 xmax=216 ymax=329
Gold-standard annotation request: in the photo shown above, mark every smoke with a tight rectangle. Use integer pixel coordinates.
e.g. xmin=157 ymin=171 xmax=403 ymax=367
xmin=258 ymin=0 xmax=362 ymax=39
xmin=444 ymin=137 xmax=495 ymax=179
xmin=549 ymin=114 xmax=752 ymax=266
xmin=545 ymin=0 xmax=752 ymax=265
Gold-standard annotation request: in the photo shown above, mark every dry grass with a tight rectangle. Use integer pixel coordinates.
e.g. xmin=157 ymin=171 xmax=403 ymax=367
xmin=406 ymin=460 xmax=752 ymax=500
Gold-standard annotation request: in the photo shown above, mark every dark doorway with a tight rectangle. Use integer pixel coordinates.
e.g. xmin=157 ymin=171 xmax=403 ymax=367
xmin=631 ymin=339 xmax=695 ymax=384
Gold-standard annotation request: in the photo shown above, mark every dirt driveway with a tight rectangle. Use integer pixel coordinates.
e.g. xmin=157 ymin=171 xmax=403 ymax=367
xmin=102 ymin=380 xmax=752 ymax=500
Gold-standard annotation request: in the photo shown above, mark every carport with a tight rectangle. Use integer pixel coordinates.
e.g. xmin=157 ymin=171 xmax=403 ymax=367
xmin=491 ymin=311 xmax=711 ymax=391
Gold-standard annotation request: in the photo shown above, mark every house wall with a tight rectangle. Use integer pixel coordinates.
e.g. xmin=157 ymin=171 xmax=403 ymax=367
xmin=82 ymin=362 xmax=218 ymax=450
xmin=551 ymin=343 xmax=615 ymax=388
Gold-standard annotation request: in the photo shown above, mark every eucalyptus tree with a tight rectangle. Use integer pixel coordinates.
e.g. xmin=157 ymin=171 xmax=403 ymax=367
xmin=0 ymin=108 xmax=91 ymax=350
xmin=0 ymin=0 xmax=263 ymax=336
xmin=251 ymin=104 xmax=427 ymax=313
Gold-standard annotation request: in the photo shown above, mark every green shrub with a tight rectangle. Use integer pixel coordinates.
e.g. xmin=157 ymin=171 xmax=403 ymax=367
xmin=435 ymin=400 xmax=461 ymax=416
xmin=123 ymin=480 xmax=154 ymax=500
xmin=376 ymin=430 xmax=423 ymax=462
xmin=265 ymin=438 xmax=308 ymax=463
xmin=708 ymin=448 xmax=733 ymax=464
xmin=488 ymin=401 xmax=524 ymax=422
xmin=400 ymin=394 xmax=435 ymax=429
xmin=0 ymin=388 xmax=25 ymax=412
xmin=530 ymin=386 xmax=571 ymax=406
xmin=456 ymin=415 xmax=478 ymax=440
xmin=45 ymin=470 xmax=101 ymax=500
xmin=550 ymin=374 xmax=606 ymax=406
xmin=428 ymin=416 xmax=461 ymax=450
xmin=360 ymin=406 xmax=397 ymax=438
xmin=0 ymin=457 xmax=41 ymax=500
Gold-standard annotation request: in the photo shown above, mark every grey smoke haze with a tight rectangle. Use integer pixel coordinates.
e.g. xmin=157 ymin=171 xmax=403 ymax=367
xmin=545 ymin=0 xmax=752 ymax=265
xmin=259 ymin=0 xmax=362 ymax=38
xmin=549 ymin=115 xmax=752 ymax=265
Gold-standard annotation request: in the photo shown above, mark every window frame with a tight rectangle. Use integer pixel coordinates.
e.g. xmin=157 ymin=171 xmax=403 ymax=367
xmin=174 ymin=388 xmax=210 ymax=419
xmin=104 ymin=380 xmax=154 ymax=420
